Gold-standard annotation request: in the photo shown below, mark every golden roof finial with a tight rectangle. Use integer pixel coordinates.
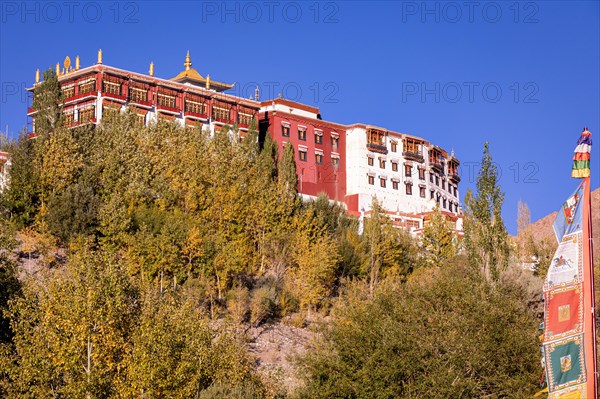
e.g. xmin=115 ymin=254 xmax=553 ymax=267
xmin=255 ymin=85 xmax=260 ymax=101
xmin=206 ymin=74 xmax=210 ymax=89
xmin=97 ymin=49 xmax=103 ymax=64
xmin=75 ymin=55 xmax=80 ymax=70
xmin=184 ymin=50 xmax=192 ymax=71
xmin=35 ymin=69 xmax=40 ymax=84
xmin=64 ymin=56 xmax=71 ymax=73
xmin=149 ymin=62 xmax=154 ymax=77
xmin=56 ymin=62 xmax=60 ymax=76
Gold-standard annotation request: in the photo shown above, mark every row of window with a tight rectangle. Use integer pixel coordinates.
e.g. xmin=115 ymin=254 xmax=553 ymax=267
xmin=365 ymin=175 xmax=458 ymax=211
xmin=367 ymin=158 xmax=428 ymax=179
xmin=429 ymin=173 xmax=458 ymax=196
xmin=282 ymin=125 xmax=339 ymax=147
xmin=298 ymin=148 xmax=339 ymax=167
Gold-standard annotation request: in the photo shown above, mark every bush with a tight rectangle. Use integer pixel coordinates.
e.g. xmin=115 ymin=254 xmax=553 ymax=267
xmin=296 ymin=260 xmax=540 ymax=399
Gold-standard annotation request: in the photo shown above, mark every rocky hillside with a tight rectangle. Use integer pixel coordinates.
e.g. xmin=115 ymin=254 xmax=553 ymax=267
xmin=520 ymin=187 xmax=600 ymax=259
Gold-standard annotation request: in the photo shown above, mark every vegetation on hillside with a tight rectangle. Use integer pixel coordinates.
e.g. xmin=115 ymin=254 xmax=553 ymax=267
xmin=0 ymin=70 xmax=543 ymax=398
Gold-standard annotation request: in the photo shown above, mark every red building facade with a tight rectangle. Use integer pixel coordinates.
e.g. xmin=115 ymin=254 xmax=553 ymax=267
xmin=259 ymin=98 xmax=346 ymax=203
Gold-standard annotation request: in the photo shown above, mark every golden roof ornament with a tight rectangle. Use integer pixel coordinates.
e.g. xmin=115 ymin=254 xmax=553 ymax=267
xmin=35 ymin=69 xmax=40 ymax=84
xmin=206 ymin=74 xmax=210 ymax=90
xmin=75 ymin=56 xmax=80 ymax=70
xmin=64 ymin=56 xmax=71 ymax=73
xmin=184 ymin=50 xmax=192 ymax=71
xmin=149 ymin=62 xmax=154 ymax=77
xmin=56 ymin=62 xmax=60 ymax=76
xmin=97 ymin=49 xmax=103 ymax=64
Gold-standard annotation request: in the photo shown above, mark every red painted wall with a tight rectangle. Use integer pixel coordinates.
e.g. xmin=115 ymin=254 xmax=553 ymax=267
xmin=261 ymin=112 xmax=347 ymax=204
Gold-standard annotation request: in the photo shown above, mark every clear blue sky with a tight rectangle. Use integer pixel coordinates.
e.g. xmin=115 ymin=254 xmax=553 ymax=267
xmin=1 ymin=1 xmax=598 ymax=233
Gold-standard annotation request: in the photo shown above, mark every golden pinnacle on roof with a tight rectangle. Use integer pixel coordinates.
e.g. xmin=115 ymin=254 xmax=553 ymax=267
xmin=149 ymin=62 xmax=154 ymax=77
xmin=184 ymin=50 xmax=192 ymax=71
xmin=97 ymin=49 xmax=103 ymax=64
xmin=35 ymin=69 xmax=40 ymax=83
xmin=64 ymin=56 xmax=71 ymax=73
xmin=56 ymin=62 xmax=60 ymax=76
xmin=206 ymin=74 xmax=210 ymax=89
xmin=75 ymin=55 xmax=80 ymax=70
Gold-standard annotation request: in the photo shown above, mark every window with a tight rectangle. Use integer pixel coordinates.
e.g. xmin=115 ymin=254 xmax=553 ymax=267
xmin=368 ymin=157 xmax=374 ymax=166
xmin=212 ymin=106 xmax=230 ymax=122
xmin=435 ymin=176 xmax=439 ymax=186
xmin=315 ymin=153 xmax=323 ymax=164
xmin=238 ymin=112 xmax=253 ymax=126
xmin=185 ymin=99 xmax=206 ymax=115
xmin=282 ymin=124 xmax=290 ymax=137
xmin=102 ymin=80 xmax=121 ymax=95
xmin=392 ymin=181 xmax=399 ymax=190
xmin=430 ymin=190 xmax=435 ymax=199
xmin=391 ymin=162 xmax=398 ymax=172
xmin=62 ymin=85 xmax=75 ymax=99
xmin=430 ymin=174 xmax=434 ymax=183
xmin=442 ymin=180 xmax=446 ymax=190
xmin=448 ymin=202 xmax=453 ymax=213
xmin=443 ymin=199 xmax=447 ymax=209
xmin=454 ymin=187 xmax=458 ymax=197
xmin=418 ymin=168 xmax=425 ymax=180
xmin=379 ymin=159 xmax=386 ymax=169
xmin=79 ymin=107 xmax=95 ymax=123
xmin=64 ymin=111 xmax=75 ymax=125
xmin=157 ymin=93 xmax=176 ymax=109
xmin=78 ymin=79 xmax=95 ymax=95
xmin=332 ymin=157 xmax=339 ymax=167
xmin=404 ymin=164 xmax=412 ymax=177
xmin=406 ymin=183 xmax=413 ymax=195
xmin=368 ymin=175 xmax=375 ymax=185
xmin=299 ymin=149 xmax=307 ymax=162
xmin=403 ymin=138 xmax=422 ymax=155
xmin=314 ymin=131 xmax=323 ymax=144
xmin=380 ymin=178 xmax=386 ymax=188
xmin=298 ymin=128 xmax=306 ymax=141
xmin=420 ymin=186 xmax=426 ymax=198
xmin=391 ymin=141 xmax=397 ymax=152
xmin=331 ymin=135 xmax=339 ymax=148
xmin=135 ymin=113 xmax=145 ymax=126
xmin=129 ymin=87 xmax=148 ymax=103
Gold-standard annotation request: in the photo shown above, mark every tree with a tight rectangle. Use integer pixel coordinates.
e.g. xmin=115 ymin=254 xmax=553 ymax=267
xmin=463 ymin=142 xmax=510 ymax=281
xmin=31 ymin=69 xmax=63 ymax=139
xmin=421 ymin=207 xmax=457 ymax=268
xmin=2 ymin=242 xmax=139 ymax=398
xmin=362 ymin=199 xmax=416 ymax=294
xmin=278 ymin=142 xmax=297 ymax=198
xmin=296 ymin=259 xmax=541 ymax=398
xmin=0 ymin=133 xmax=40 ymax=226
xmin=121 ymin=288 xmax=258 ymax=398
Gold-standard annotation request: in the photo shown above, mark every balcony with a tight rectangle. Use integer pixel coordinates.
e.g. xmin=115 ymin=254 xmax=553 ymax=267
xmin=367 ymin=142 xmax=388 ymax=154
xmin=101 ymin=91 xmax=127 ymax=102
xmin=402 ymin=151 xmax=424 ymax=163
xmin=430 ymin=162 xmax=444 ymax=175
xmin=129 ymin=98 xmax=152 ymax=108
xmin=156 ymin=104 xmax=181 ymax=114
xmin=449 ymin=172 xmax=461 ymax=183
xmin=64 ymin=91 xmax=98 ymax=104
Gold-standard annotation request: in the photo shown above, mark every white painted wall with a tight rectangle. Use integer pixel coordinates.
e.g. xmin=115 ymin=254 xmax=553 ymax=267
xmin=345 ymin=127 xmax=460 ymax=215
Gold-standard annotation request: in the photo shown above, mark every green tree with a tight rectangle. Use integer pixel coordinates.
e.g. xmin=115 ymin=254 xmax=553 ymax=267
xmin=3 ymin=242 xmax=139 ymax=398
xmin=121 ymin=288 xmax=258 ymax=398
xmin=31 ymin=69 xmax=63 ymax=139
xmin=296 ymin=259 xmax=540 ymax=398
xmin=463 ymin=142 xmax=510 ymax=281
xmin=0 ymin=133 xmax=40 ymax=226
xmin=421 ymin=207 xmax=457 ymax=268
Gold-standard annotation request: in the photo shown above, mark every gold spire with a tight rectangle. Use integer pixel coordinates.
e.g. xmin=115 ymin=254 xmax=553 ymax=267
xmin=56 ymin=63 xmax=60 ymax=76
xmin=205 ymin=74 xmax=210 ymax=90
xmin=35 ymin=69 xmax=40 ymax=84
xmin=64 ymin=56 xmax=71 ymax=73
xmin=97 ymin=49 xmax=103 ymax=64
xmin=149 ymin=62 xmax=154 ymax=76
xmin=184 ymin=50 xmax=192 ymax=71
xmin=75 ymin=55 xmax=80 ymax=70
